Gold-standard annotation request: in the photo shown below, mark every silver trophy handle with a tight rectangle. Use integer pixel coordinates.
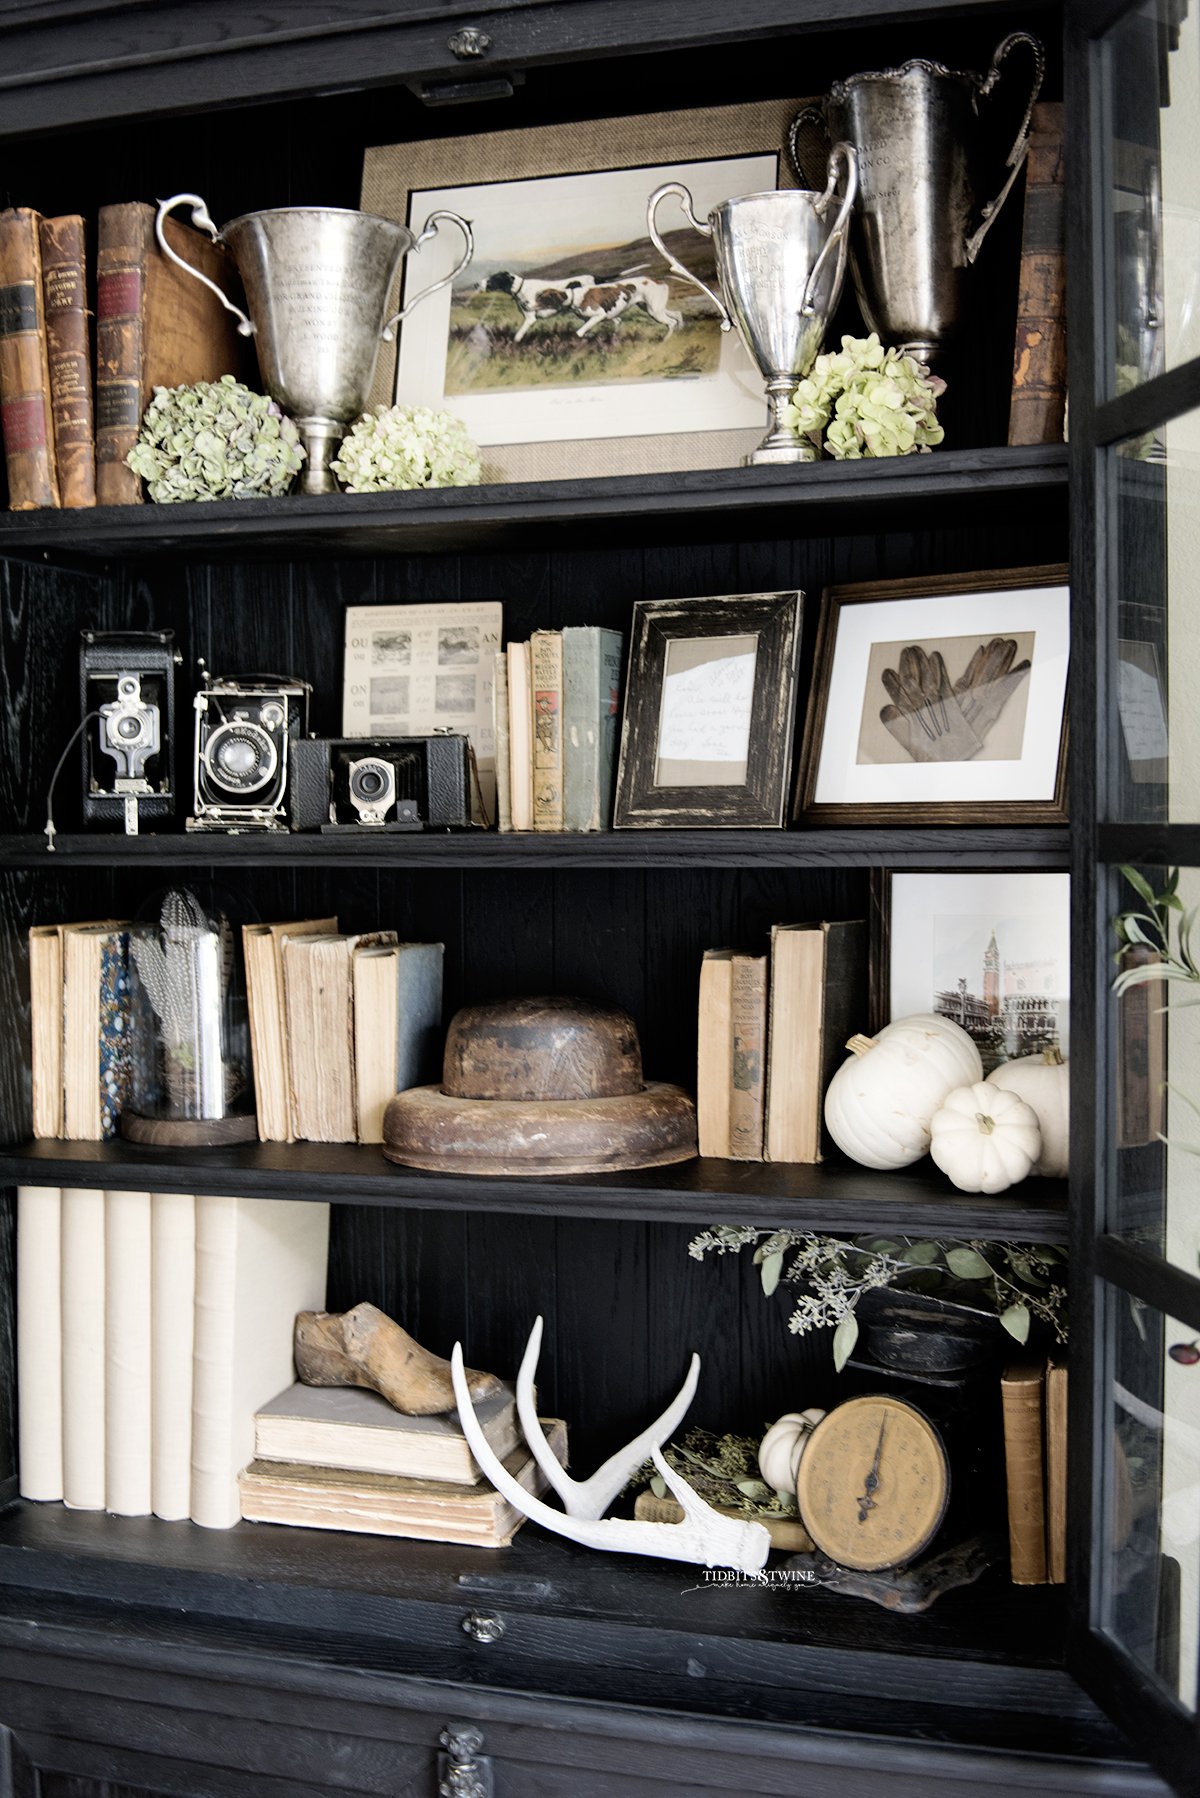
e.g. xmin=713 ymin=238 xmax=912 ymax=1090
xmin=787 ymin=105 xmax=831 ymax=189
xmin=646 ymin=182 xmax=730 ymax=328
xmin=801 ymin=141 xmax=858 ymax=318
xmin=154 ymin=194 xmax=256 ymax=337
xmin=381 ymin=210 xmax=474 ymax=340
xmin=964 ymin=32 xmax=1046 ymax=265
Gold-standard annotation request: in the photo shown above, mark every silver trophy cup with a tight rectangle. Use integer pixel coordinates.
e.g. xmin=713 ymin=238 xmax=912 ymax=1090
xmin=647 ymin=148 xmax=857 ymax=465
xmin=155 ymin=197 xmax=474 ymax=493
xmin=790 ymin=34 xmax=1043 ymax=365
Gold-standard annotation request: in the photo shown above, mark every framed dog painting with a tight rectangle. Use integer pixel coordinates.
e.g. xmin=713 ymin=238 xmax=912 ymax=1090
xmin=361 ymin=101 xmax=801 ymax=483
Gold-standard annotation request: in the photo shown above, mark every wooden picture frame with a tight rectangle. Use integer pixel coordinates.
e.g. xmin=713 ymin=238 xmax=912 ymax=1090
xmin=796 ymin=564 xmax=1070 ymax=827
xmin=870 ymin=868 xmax=1071 ymax=1073
xmin=613 ymin=590 xmax=802 ymax=829
xmin=359 ymin=99 xmax=803 ymax=484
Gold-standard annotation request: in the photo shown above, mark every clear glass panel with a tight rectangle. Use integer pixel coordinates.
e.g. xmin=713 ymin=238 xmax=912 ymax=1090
xmin=1111 ymin=408 xmax=1200 ymax=822
xmin=1100 ymin=1282 xmax=1200 ymax=1713
xmin=1107 ymin=2 xmax=1200 ymax=396
xmin=1113 ymin=863 xmax=1200 ymax=1273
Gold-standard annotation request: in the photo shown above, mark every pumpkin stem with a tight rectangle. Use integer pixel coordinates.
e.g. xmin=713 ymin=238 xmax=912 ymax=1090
xmin=1043 ymin=1045 xmax=1065 ymax=1066
xmin=846 ymin=1034 xmax=874 ymax=1057
xmin=975 ymin=1111 xmax=996 ymax=1135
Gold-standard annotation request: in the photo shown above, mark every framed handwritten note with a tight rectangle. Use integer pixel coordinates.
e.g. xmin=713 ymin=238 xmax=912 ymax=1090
xmin=614 ymin=592 xmax=802 ymax=828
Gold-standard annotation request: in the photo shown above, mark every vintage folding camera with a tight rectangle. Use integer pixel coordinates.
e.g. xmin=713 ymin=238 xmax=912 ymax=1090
xmin=80 ymin=629 xmax=180 ymax=834
xmin=188 ymin=668 xmax=311 ymax=832
xmin=289 ymin=733 xmax=472 ymax=832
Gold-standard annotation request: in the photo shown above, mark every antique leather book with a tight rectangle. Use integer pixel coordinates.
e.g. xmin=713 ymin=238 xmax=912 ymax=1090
xmin=95 ymin=201 xmax=251 ymax=504
xmin=1000 ymin=1357 xmax=1049 ymax=1584
xmin=530 ymin=628 xmax=564 ymax=831
xmin=39 ymin=214 xmax=95 ymax=507
xmin=765 ymin=919 xmax=868 ymax=1163
xmin=0 ymin=205 xmax=59 ymax=508
xmin=1008 ymin=103 xmax=1067 ymax=447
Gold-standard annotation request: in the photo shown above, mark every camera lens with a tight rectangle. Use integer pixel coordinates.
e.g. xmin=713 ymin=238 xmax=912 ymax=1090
xmin=346 ymin=756 xmax=396 ymax=822
xmin=203 ymin=721 xmax=277 ymax=795
xmin=357 ymin=767 xmax=385 ymax=799
xmin=116 ymin=715 xmax=143 ymax=741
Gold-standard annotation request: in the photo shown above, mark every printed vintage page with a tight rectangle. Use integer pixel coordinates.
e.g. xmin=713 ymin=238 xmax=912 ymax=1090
xmin=342 ymin=602 xmax=503 ymax=822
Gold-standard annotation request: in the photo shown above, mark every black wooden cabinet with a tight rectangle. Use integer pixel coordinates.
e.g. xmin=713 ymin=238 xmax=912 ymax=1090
xmin=0 ymin=1 xmax=1192 ymax=1794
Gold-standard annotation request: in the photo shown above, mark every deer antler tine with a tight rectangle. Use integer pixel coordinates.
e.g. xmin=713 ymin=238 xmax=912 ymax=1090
xmin=451 ymin=1344 xmax=770 ymax=1575
xmin=514 ymin=1315 xmax=572 ymax=1505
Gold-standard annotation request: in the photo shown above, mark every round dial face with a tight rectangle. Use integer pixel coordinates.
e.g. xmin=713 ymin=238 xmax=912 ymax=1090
xmin=795 ymin=1395 xmax=950 ymax=1572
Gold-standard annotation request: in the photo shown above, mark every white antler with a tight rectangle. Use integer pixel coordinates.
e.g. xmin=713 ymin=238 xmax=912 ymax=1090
xmin=451 ymin=1343 xmax=770 ymax=1575
xmin=516 ymin=1314 xmax=701 ymax=1519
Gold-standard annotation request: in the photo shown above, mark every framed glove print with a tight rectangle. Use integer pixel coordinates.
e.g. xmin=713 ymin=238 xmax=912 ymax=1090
xmin=794 ymin=565 xmax=1069 ymax=826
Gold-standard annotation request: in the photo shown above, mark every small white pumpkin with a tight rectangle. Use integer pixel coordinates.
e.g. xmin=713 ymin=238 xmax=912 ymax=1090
xmin=985 ymin=1047 xmax=1069 ymax=1178
xmin=758 ymin=1409 xmax=826 ymax=1493
xmin=929 ymin=1081 xmax=1042 ymax=1194
xmin=824 ymin=1013 xmax=984 ymax=1170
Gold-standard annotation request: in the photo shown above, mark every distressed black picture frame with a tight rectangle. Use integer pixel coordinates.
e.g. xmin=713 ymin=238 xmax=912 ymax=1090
xmin=613 ymin=590 xmax=803 ymax=828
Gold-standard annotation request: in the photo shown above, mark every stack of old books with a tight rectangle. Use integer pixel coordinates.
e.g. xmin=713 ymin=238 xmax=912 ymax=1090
xmin=238 ymin=1378 xmax=568 ymax=1547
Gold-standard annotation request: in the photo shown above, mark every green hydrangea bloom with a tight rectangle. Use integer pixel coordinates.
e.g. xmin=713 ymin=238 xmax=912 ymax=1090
xmin=126 ymin=375 xmax=306 ymax=502
xmin=331 ymin=405 xmax=482 ymax=493
xmin=779 ymin=333 xmax=946 ymax=460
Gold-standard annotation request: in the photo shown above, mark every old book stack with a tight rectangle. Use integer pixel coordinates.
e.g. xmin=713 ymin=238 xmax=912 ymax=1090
xmin=243 ymin=918 xmax=445 ymax=1145
xmin=497 ymin=625 xmax=625 ymax=831
xmin=999 ymin=1353 xmax=1067 ymax=1585
xmin=696 ymin=920 xmax=868 ymax=1163
xmin=30 ymin=918 xmax=131 ymax=1141
xmin=239 ymin=1380 xmax=568 ymax=1547
xmin=16 ymin=1185 xmax=329 ymax=1528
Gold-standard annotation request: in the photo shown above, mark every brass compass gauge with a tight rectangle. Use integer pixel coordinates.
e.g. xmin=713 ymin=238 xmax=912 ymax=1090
xmin=795 ymin=1394 xmax=950 ymax=1572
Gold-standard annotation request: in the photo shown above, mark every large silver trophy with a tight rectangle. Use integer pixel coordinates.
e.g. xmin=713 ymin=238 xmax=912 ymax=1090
xmin=791 ymin=34 xmax=1043 ymax=365
xmin=647 ymin=148 xmax=857 ymax=465
xmin=155 ymin=197 xmax=474 ymax=494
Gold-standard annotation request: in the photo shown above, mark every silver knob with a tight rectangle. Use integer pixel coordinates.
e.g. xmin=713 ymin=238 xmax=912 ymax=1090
xmin=460 ymin=1610 xmax=506 ymax=1644
xmin=447 ymin=27 xmax=491 ymax=58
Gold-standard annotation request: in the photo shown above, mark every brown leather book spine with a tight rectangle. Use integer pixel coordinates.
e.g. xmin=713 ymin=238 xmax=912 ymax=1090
xmin=40 ymin=215 xmax=96 ymax=508
xmin=1045 ymin=1356 xmax=1068 ymax=1585
xmin=1000 ymin=1358 xmax=1048 ymax=1584
xmin=0 ymin=206 xmax=60 ymax=509
xmin=95 ymin=201 xmax=154 ymax=505
xmin=1008 ymin=102 xmax=1067 ymax=447
xmin=728 ymin=953 xmax=767 ymax=1160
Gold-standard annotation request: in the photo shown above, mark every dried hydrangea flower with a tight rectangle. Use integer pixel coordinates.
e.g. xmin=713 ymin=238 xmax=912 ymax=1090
xmin=126 ymin=375 xmax=306 ymax=503
xmin=331 ymin=404 xmax=482 ymax=493
xmin=779 ymin=333 xmax=946 ymax=461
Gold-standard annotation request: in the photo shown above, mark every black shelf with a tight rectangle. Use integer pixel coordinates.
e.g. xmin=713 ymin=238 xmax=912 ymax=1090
xmin=0 ymin=445 xmax=1068 ymax=563
xmin=1 ymin=826 xmax=1072 ymax=872
xmin=2 ymin=1139 xmax=1071 ymax=1239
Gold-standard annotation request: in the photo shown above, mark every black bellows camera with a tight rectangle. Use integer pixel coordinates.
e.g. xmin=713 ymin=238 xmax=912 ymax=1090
xmin=289 ymin=735 xmax=472 ymax=831
xmin=189 ymin=668 xmax=311 ymax=832
xmin=81 ymin=630 xmax=180 ymax=833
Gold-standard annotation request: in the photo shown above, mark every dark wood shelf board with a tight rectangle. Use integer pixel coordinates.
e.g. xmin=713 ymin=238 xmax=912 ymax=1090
xmin=1 ymin=1140 xmax=1070 ymax=1238
xmin=0 ymin=446 xmax=1069 ymax=563
xmin=0 ymin=826 xmax=1071 ymax=872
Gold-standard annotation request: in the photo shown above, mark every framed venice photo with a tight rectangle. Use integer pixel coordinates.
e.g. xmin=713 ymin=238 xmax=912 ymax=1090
xmin=873 ymin=869 xmax=1071 ymax=1074
xmin=360 ymin=100 xmax=802 ymax=483
xmin=796 ymin=566 xmax=1070 ymax=826
xmin=613 ymin=591 xmax=803 ymax=828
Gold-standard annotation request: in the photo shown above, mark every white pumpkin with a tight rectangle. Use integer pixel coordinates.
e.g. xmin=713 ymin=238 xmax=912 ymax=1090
xmin=929 ymin=1081 xmax=1042 ymax=1193
xmin=758 ymin=1409 xmax=826 ymax=1493
xmin=824 ymin=1013 xmax=984 ymax=1170
xmin=985 ymin=1048 xmax=1069 ymax=1178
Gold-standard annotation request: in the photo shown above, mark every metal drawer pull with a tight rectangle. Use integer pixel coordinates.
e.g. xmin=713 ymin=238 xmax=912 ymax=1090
xmin=439 ymin=1722 xmax=494 ymax=1798
xmin=460 ymin=1610 xmax=506 ymax=1644
xmin=448 ymin=27 xmax=491 ymax=58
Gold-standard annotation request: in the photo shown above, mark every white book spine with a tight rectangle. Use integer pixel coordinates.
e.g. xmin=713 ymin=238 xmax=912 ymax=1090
xmin=17 ymin=1185 xmax=62 ymax=1500
xmin=191 ymin=1193 xmax=329 ymax=1528
xmin=61 ymin=1186 xmax=106 ymax=1509
xmin=105 ymin=1189 xmax=153 ymax=1515
xmin=151 ymin=1191 xmax=196 ymax=1520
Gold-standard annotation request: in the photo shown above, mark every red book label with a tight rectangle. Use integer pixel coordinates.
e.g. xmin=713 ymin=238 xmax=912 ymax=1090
xmin=97 ymin=268 xmax=143 ymax=319
xmin=0 ymin=394 xmax=48 ymax=453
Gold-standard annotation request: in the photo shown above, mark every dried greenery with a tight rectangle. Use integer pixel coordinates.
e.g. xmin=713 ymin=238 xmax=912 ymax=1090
xmin=1112 ymin=864 xmax=1200 ymax=1151
xmin=628 ymin=1428 xmax=799 ymax=1517
xmin=127 ymin=376 xmax=305 ymax=502
xmin=780 ymin=332 xmax=946 ymax=459
xmin=688 ymin=1228 xmax=1069 ymax=1370
xmin=331 ymin=404 xmax=481 ymax=492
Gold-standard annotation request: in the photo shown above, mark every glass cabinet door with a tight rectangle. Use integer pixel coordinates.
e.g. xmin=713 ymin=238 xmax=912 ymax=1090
xmin=1071 ymin=3 xmax=1200 ymax=1790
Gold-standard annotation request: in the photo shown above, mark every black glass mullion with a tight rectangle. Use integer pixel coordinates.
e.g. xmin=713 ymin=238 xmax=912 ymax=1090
xmin=1098 ymin=1234 xmax=1200 ymax=1329
xmin=1095 ymin=358 xmax=1200 ymax=447
xmin=1100 ymin=825 xmax=1200 ymax=861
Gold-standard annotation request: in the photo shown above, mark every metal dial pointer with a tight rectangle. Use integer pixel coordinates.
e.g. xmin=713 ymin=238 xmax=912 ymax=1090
xmin=856 ymin=1417 xmax=887 ymax=1523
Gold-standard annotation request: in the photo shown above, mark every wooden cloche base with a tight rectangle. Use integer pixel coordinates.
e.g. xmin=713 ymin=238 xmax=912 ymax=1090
xmin=382 ymin=1081 xmax=698 ymax=1176
xmin=119 ymin=1110 xmax=260 ymax=1147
